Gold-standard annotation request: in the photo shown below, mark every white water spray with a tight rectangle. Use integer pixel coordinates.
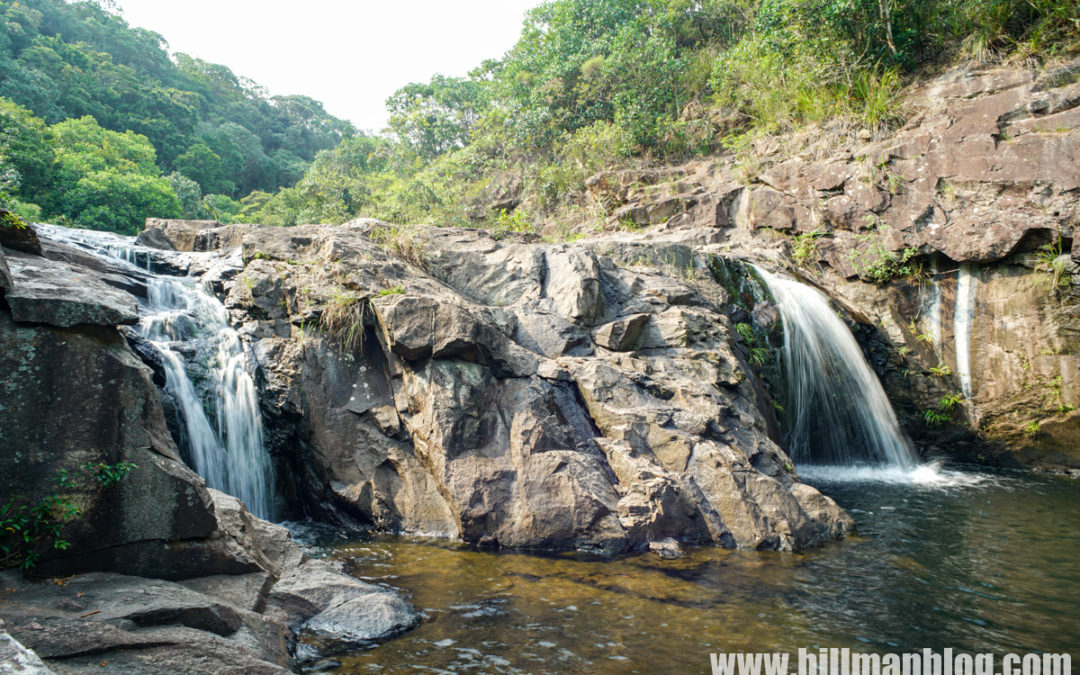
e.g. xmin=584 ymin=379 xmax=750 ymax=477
xmin=142 ymin=277 xmax=274 ymax=518
xmin=753 ymin=266 xmax=918 ymax=469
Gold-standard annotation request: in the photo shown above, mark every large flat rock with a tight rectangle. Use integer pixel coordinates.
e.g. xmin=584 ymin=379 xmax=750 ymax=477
xmin=4 ymin=251 xmax=138 ymax=327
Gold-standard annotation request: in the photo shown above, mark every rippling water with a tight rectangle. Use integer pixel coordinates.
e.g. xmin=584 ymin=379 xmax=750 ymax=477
xmin=317 ymin=466 xmax=1080 ymax=673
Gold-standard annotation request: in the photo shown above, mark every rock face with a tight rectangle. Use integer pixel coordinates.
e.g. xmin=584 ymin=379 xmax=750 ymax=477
xmin=143 ymin=218 xmax=223 ymax=252
xmin=583 ymin=60 xmax=1080 ymax=470
xmin=0 ymin=214 xmax=43 ymax=255
xmin=134 ymin=226 xmax=176 ymax=251
xmin=197 ymin=219 xmax=854 ymax=553
xmin=0 ymin=235 xmax=418 ymax=672
xmin=0 ymin=623 xmax=54 ymax=675
xmin=0 ymin=541 xmax=417 ymax=673
xmin=3 ymin=251 xmax=139 ymax=327
xmin=810 ymin=257 xmax=1080 ymax=469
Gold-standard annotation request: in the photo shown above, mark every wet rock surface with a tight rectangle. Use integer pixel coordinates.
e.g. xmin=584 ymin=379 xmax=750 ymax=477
xmin=584 ymin=61 xmax=1080 ymax=470
xmin=4 ymin=57 xmax=1078 ymax=673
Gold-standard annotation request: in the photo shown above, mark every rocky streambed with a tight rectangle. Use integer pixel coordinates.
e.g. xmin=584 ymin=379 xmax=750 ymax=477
xmin=1 ymin=59 xmax=1079 ymax=672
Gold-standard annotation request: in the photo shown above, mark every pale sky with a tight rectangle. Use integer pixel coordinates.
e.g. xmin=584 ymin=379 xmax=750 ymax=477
xmin=110 ymin=0 xmax=545 ymax=133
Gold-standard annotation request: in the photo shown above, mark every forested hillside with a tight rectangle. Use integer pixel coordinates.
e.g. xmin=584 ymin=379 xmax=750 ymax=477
xmin=0 ymin=0 xmax=353 ymax=233
xmin=2 ymin=0 xmax=1077 ymax=236
xmin=245 ymin=0 xmax=1079 ymax=234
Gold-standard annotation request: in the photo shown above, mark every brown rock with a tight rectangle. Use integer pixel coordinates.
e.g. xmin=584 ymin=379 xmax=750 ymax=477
xmin=144 ymin=218 xmax=223 ymax=252
xmin=593 ymin=313 xmax=650 ymax=351
xmin=0 ymin=214 xmax=42 ymax=254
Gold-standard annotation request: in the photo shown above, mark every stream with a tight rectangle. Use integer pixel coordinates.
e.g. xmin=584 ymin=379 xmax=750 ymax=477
xmin=310 ymin=466 xmax=1080 ymax=673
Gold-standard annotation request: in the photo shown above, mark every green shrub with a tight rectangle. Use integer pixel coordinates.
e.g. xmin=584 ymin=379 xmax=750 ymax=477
xmin=792 ymin=229 xmax=824 ymax=266
xmin=924 ymin=409 xmax=951 ymax=426
xmin=1 ymin=461 xmax=137 ymax=571
xmin=848 ymin=228 xmax=920 ymax=284
xmin=1035 ymin=234 xmax=1072 ymax=294
xmin=493 ymin=209 xmax=534 ymax=238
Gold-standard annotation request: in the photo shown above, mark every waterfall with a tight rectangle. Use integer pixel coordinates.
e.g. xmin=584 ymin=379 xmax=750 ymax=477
xmin=142 ymin=277 xmax=274 ymax=519
xmin=954 ymin=264 xmax=977 ymax=401
xmin=753 ymin=266 xmax=918 ymax=469
xmin=35 ymin=224 xmax=276 ymax=520
xmin=923 ymin=259 xmax=944 ymax=355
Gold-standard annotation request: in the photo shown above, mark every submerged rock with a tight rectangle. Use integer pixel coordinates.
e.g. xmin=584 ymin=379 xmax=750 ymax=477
xmin=648 ymin=537 xmax=686 ymax=559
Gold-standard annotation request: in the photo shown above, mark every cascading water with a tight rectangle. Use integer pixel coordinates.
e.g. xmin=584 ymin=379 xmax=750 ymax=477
xmin=142 ymin=277 xmax=274 ymax=519
xmin=753 ymin=266 xmax=918 ymax=470
xmin=35 ymin=224 xmax=275 ymax=519
xmin=954 ymin=264 xmax=977 ymax=401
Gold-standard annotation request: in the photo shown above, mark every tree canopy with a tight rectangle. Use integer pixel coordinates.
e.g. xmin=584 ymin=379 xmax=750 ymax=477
xmin=3 ymin=0 xmax=1076 ymax=235
xmin=0 ymin=0 xmax=353 ymax=232
xmin=241 ymin=0 xmax=1079 ymax=232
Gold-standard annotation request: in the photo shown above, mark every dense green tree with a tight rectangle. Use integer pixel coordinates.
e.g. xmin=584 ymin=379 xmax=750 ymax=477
xmin=166 ymin=171 xmax=206 ymax=219
xmin=0 ymin=0 xmax=353 ymax=218
xmin=0 ymin=96 xmax=53 ymax=204
xmin=248 ymin=0 xmax=1079 ymax=232
xmin=174 ymin=142 xmax=232 ymax=195
xmin=48 ymin=116 xmax=178 ymax=233
xmin=64 ymin=170 xmax=180 ymax=234
xmin=201 ymin=193 xmax=242 ymax=222
xmin=386 ymin=75 xmax=488 ymax=158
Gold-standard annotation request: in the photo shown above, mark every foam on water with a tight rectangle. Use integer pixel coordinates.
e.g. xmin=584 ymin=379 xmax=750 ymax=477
xmin=799 ymin=461 xmax=992 ymax=488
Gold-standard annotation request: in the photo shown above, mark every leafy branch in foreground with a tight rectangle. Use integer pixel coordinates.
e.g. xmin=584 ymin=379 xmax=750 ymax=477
xmin=1 ymin=461 xmax=137 ymax=571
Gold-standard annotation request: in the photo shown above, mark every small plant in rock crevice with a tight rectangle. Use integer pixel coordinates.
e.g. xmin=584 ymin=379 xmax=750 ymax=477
xmin=939 ymin=392 xmax=964 ymax=411
xmin=1 ymin=461 xmax=137 ymax=571
xmin=369 ymin=223 xmax=429 ymax=270
xmin=378 ymin=285 xmax=405 ymax=296
xmin=924 ymin=409 xmax=951 ymax=426
xmin=1035 ymin=234 xmax=1073 ymax=294
xmin=319 ymin=289 xmax=369 ymax=354
xmin=791 ymin=229 xmax=825 ymax=266
xmin=848 ymin=227 xmax=920 ymax=284
xmin=929 ymin=363 xmax=952 ymax=377
xmin=923 ymin=392 xmax=964 ymax=427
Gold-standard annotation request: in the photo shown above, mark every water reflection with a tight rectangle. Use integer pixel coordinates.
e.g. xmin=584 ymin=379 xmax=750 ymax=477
xmin=321 ymin=468 xmax=1080 ymax=673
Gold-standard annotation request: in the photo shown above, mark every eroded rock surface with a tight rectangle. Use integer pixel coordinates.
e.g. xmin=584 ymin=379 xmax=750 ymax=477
xmin=0 ymin=236 xmax=418 ymax=672
xmin=198 ymin=220 xmax=853 ymax=553
xmin=3 ymin=251 xmax=139 ymax=327
xmin=584 ymin=61 xmax=1080 ymax=470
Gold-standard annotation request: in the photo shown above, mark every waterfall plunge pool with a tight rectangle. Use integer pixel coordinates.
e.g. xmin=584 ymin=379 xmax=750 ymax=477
xmin=295 ymin=466 xmax=1080 ymax=673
